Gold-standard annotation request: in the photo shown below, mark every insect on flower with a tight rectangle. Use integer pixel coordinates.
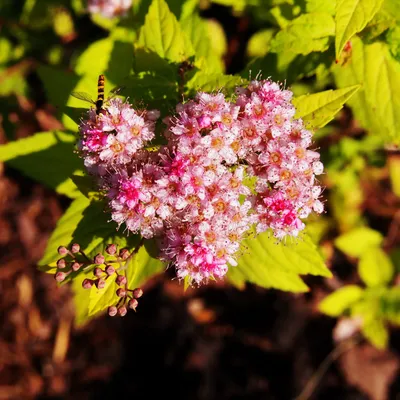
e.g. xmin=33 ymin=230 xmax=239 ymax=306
xmin=71 ymin=74 xmax=124 ymax=115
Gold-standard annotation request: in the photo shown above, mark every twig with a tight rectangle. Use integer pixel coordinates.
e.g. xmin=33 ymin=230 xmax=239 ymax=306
xmin=294 ymin=334 xmax=362 ymax=400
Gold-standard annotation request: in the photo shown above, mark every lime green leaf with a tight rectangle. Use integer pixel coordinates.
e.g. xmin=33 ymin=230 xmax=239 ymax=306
xmin=381 ymin=0 xmax=400 ymax=20
xmin=38 ymin=65 xmax=80 ymax=110
xmin=74 ymin=35 xmax=134 ymax=82
xmin=53 ymin=8 xmax=75 ymax=38
xmin=70 ymin=173 xmax=101 ymax=201
xmin=0 ymin=131 xmax=81 ymax=198
xmin=387 ymin=24 xmax=400 ymax=61
xmin=270 ymin=13 xmax=335 ymax=55
xmin=125 ymin=244 xmax=165 ymax=290
xmin=362 ymin=6 xmax=396 ymax=41
xmin=306 ymin=0 xmax=336 ymax=15
xmin=334 ymin=227 xmax=383 ymax=258
xmin=82 ymin=243 xmax=164 ymax=322
xmin=39 ymin=199 xmax=120 ymax=269
xmin=292 ymin=85 xmax=360 ymax=129
xmin=74 ymin=38 xmax=114 ymax=77
xmin=227 ymin=232 xmax=331 ymax=292
xmin=137 ymin=0 xmax=194 ymax=63
xmin=335 ymin=0 xmax=384 ymax=59
xmin=319 ymin=285 xmax=364 ymax=316
xmin=88 ymin=273 xmax=118 ymax=317
xmin=247 ymin=29 xmax=276 ymax=58
xmin=333 ymin=36 xmax=400 ymax=144
xmin=186 ymin=72 xmax=246 ymax=95
xmin=180 ymin=13 xmax=225 ymax=73
xmin=358 ymin=247 xmax=394 ymax=287
xmin=39 ymin=196 xmax=90 ymax=268
xmin=361 ymin=317 xmax=389 ymax=349
xmin=381 ymin=286 xmax=400 ymax=324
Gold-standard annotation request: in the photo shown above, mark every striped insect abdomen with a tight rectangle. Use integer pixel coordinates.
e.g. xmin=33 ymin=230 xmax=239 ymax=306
xmin=96 ymin=74 xmax=105 ymax=114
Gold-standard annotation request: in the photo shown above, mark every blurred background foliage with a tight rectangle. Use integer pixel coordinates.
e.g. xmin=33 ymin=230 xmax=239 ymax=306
xmin=0 ymin=0 xmax=400 ymax=353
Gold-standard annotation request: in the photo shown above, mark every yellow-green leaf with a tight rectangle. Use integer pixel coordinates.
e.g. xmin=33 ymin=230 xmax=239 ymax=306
xmin=333 ymin=36 xmax=400 ymax=144
xmin=137 ymin=0 xmax=194 ymax=63
xmin=358 ymin=247 xmax=394 ymax=287
xmin=227 ymin=232 xmax=331 ymax=292
xmin=270 ymin=13 xmax=335 ymax=56
xmin=319 ymin=285 xmax=364 ymax=316
xmin=0 ymin=131 xmax=81 ymax=198
xmin=292 ymin=85 xmax=360 ymax=128
xmin=335 ymin=0 xmax=384 ymax=59
xmin=334 ymin=227 xmax=384 ymax=258
xmin=361 ymin=317 xmax=389 ymax=349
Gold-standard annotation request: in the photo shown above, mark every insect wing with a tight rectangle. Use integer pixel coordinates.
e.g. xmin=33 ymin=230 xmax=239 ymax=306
xmin=70 ymin=91 xmax=96 ymax=105
xmin=106 ymin=85 xmax=126 ymax=101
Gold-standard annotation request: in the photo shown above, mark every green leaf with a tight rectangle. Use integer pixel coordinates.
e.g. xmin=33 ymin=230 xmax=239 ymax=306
xmin=39 ymin=195 xmax=90 ymax=269
xmin=381 ymin=286 xmax=400 ymax=324
xmin=39 ymin=199 xmax=121 ymax=269
xmin=74 ymin=34 xmax=135 ymax=82
xmin=358 ymin=247 xmax=394 ymax=287
xmin=186 ymin=72 xmax=246 ymax=95
xmin=270 ymin=13 xmax=335 ymax=55
xmin=137 ymin=0 xmax=194 ymax=63
xmin=70 ymin=173 xmax=102 ymax=200
xmin=0 ymin=131 xmax=82 ymax=198
xmin=335 ymin=0 xmax=384 ymax=59
xmin=306 ymin=0 xmax=336 ymax=15
xmin=292 ymin=85 xmax=360 ymax=129
xmin=247 ymin=29 xmax=276 ymax=58
xmin=361 ymin=317 xmax=389 ymax=349
xmin=332 ymin=36 xmax=400 ymax=144
xmin=387 ymin=24 xmax=400 ymax=61
xmin=78 ymin=243 xmax=164 ymax=324
xmin=180 ymin=13 xmax=225 ymax=73
xmin=319 ymin=285 xmax=364 ymax=316
xmin=227 ymin=232 xmax=331 ymax=292
xmin=334 ymin=227 xmax=384 ymax=258
xmin=361 ymin=6 xmax=397 ymax=41
xmin=37 ymin=65 xmax=80 ymax=111
xmin=125 ymin=244 xmax=165 ymax=291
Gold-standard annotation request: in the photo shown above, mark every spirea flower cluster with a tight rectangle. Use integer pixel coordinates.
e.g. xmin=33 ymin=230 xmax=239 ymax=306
xmin=87 ymin=0 xmax=132 ymax=19
xmin=78 ymin=80 xmax=324 ymax=285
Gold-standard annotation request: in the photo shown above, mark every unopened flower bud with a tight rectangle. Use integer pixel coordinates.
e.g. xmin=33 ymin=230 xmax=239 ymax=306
xmin=57 ymin=259 xmax=66 ymax=269
xmin=58 ymin=246 xmax=68 ymax=256
xmin=118 ymin=306 xmax=127 ymax=316
xmin=115 ymin=275 xmax=127 ymax=286
xmin=116 ymin=288 xmax=126 ymax=297
xmin=94 ymin=253 xmax=105 ymax=264
xmin=119 ymin=248 xmax=130 ymax=260
xmin=128 ymin=298 xmax=138 ymax=310
xmin=55 ymin=271 xmax=66 ymax=282
xmin=132 ymin=288 xmax=143 ymax=299
xmin=72 ymin=262 xmax=81 ymax=272
xmin=108 ymin=306 xmax=118 ymax=317
xmin=82 ymin=279 xmax=94 ymax=289
xmin=93 ymin=267 xmax=103 ymax=278
xmin=96 ymin=278 xmax=106 ymax=289
xmin=105 ymin=265 xmax=115 ymax=275
xmin=71 ymin=243 xmax=80 ymax=253
xmin=105 ymin=244 xmax=117 ymax=255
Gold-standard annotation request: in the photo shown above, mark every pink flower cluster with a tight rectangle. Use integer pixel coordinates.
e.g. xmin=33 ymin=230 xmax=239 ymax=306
xmin=87 ymin=0 xmax=132 ymax=19
xmin=78 ymin=80 xmax=324 ymax=285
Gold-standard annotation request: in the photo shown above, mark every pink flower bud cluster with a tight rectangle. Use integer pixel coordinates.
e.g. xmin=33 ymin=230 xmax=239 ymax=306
xmin=77 ymin=80 xmax=324 ymax=285
xmin=55 ymin=242 xmax=144 ymax=316
xmin=87 ymin=0 xmax=132 ymax=19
